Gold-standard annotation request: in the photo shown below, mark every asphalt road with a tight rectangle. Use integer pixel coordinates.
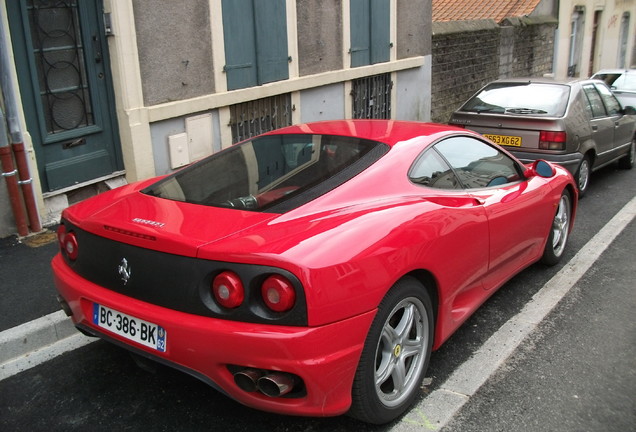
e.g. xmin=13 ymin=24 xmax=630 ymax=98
xmin=0 ymin=162 xmax=634 ymax=432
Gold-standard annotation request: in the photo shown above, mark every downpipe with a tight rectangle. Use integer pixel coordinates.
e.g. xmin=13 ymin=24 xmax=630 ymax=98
xmin=1 ymin=15 xmax=42 ymax=235
xmin=0 ymin=112 xmax=28 ymax=236
xmin=10 ymin=139 xmax=41 ymax=233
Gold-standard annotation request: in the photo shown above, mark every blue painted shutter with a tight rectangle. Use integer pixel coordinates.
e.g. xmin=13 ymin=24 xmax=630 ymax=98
xmin=222 ymin=0 xmax=257 ymax=90
xmin=254 ymin=0 xmax=289 ymax=84
xmin=370 ymin=0 xmax=390 ymax=64
xmin=350 ymin=0 xmax=371 ymax=67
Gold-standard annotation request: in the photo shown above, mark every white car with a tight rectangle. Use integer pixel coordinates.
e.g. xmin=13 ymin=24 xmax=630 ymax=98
xmin=591 ymin=69 xmax=636 ymax=108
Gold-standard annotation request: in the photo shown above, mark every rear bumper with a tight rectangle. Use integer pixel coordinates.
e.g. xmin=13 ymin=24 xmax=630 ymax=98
xmin=52 ymin=254 xmax=374 ymax=417
xmin=509 ymin=150 xmax=583 ymax=175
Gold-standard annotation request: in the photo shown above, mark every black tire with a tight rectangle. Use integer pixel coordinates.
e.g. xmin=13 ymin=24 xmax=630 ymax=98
xmin=575 ymin=156 xmax=591 ymax=197
xmin=541 ymin=189 xmax=572 ymax=266
xmin=618 ymin=137 xmax=635 ymax=170
xmin=349 ymin=277 xmax=434 ymax=424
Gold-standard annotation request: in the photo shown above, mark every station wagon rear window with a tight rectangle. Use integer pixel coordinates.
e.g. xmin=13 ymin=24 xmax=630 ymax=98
xmin=459 ymin=82 xmax=570 ymax=117
xmin=143 ymin=134 xmax=388 ymax=212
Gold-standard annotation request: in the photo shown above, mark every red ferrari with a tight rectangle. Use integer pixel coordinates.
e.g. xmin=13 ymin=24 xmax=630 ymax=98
xmin=53 ymin=120 xmax=577 ymax=424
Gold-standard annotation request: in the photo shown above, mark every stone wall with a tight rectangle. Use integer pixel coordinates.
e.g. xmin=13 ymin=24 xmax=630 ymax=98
xmin=431 ymin=17 xmax=557 ymax=123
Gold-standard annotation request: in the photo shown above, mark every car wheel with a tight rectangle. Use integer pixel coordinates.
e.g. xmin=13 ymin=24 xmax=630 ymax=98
xmin=541 ymin=189 xmax=572 ymax=266
xmin=349 ymin=277 xmax=434 ymax=424
xmin=618 ymin=137 xmax=635 ymax=170
xmin=575 ymin=156 xmax=590 ymax=197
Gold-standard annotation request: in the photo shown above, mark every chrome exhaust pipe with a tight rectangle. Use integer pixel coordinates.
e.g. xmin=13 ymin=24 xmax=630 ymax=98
xmin=233 ymin=368 xmax=264 ymax=392
xmin=257 ymin=372 xmax=296 ymax=397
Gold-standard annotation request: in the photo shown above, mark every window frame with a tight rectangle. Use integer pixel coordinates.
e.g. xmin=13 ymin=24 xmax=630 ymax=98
xmin=409 ymin=135 xmax=526 ymax=190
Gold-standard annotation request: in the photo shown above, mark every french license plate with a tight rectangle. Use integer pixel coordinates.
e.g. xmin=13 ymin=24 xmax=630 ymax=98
xmin=93 ymin=303 xmax=167 ymax=352
xmin=484 ymin=134 xmax=522 ymax=147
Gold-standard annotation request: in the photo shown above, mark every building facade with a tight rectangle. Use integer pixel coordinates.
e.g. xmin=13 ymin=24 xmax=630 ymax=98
xmin=0 ymin=0 xmax=432 ymax=237
xmin=554 ymin=0 xmax=636 ymax=78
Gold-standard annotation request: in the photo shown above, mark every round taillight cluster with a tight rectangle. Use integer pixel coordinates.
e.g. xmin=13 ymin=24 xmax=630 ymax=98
xmin=261 ymin=275 xmax=296 ymax=312
xmin=211 ymin=272 xmax=296 ymax=313
xmin=212 ymin=271 xmax=245 ymax=309
xmin=57 ymin=225 xmax=78 ymax=261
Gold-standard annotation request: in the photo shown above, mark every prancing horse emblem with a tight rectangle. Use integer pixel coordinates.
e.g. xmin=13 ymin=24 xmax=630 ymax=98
xmin=118 ymin=258 xmax=132 ymax=285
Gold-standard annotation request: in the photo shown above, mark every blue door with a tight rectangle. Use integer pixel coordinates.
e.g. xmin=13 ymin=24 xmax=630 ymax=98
xmin=7 ymin=0 xmax=123 ymax=192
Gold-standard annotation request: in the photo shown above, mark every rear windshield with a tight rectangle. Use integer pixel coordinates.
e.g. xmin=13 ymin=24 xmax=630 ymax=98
xmin=459 ymin=82 xmax=570 ymax=116
xmin=143 ymin=134 xmax=387 ymax=212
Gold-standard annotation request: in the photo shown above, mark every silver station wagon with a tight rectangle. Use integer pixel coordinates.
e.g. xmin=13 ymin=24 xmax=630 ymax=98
xmin=449 ymin=78 xmax=636 ymax=196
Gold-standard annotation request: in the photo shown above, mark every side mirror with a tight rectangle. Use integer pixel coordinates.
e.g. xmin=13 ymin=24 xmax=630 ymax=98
xmin=623 ymin=106 xmax=636 ymax=115
xmin=526 ymin=160 xmax=555 ymax=178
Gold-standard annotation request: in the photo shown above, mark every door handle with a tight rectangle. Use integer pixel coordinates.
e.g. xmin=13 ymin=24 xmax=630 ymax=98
xmin=92 ymin=35 xmax=102 ymax=63
xmin=62 ymin=138 xmax=86 ymax=149
xmin=591 ymin=125 xmax=598 ymax=131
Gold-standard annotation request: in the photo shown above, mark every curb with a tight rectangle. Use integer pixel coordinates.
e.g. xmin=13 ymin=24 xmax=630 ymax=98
xmin=0 ymin=310 xmax=96 ymax=381
xmin=0 ymin=310 xmax=76 ymax=365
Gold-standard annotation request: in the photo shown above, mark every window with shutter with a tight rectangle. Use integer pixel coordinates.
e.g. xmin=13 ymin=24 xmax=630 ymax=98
xmin=350 ymin=0 xmax=390 ymax=68
xmin=222 ymin=0 xmax=289 ymax=90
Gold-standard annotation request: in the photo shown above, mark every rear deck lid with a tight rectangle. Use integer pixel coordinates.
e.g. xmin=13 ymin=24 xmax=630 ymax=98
xmin=65 ymin=191 xmax=276 ymax=257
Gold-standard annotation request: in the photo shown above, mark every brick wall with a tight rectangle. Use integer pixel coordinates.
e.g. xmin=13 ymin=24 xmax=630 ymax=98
xmin=431 ymin=17 xmax=557 ymax=123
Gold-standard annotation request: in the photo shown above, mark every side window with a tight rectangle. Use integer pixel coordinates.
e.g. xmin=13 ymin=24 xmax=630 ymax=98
xmin=350 ymin=0 xmax=390 ymax=67
xmin=582 ymin=84 xmax=608 ymax=118
xmin=222 ymin=0 xmax=289 ymax=90
xmin=409 ymin=149 xmax=461 ymax=189
xmin=435 ymin=136 xmax=522 ymax=189
xmin=596 ymin=83 xmax=623 ymax=114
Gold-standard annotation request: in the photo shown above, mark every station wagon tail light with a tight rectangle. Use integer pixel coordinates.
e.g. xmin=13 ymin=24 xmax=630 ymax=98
xmin=539 ymin=131 xmax=566 ymax=150
xmin=261 ymin=275 xmax=296 ymax=312
xmin=212 ymin=271 xmax=244 ymax=308
xmin=58 ymin=225 xmax=78 ymax=261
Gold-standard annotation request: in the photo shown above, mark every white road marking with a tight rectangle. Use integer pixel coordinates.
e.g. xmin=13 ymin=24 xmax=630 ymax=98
xmin=392 ymin=195 xmax=636 ymax=431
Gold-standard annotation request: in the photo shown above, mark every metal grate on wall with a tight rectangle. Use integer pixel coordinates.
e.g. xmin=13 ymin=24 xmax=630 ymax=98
xmin=229 ymin=94 xmax=293 ymax=143
xmin=352 ymin=73 xmax=392 ymax=119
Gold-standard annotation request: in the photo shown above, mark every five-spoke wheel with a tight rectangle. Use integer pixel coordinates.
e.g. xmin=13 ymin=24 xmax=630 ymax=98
xmin=349 ymin=277 xmax=433 ymax=424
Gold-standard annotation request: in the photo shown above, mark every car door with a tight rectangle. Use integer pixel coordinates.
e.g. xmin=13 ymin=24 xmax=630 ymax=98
xmin=595 ymin=82 xmax=635 ymax=155
xmin=434 ymin=136 xmax=555 ymax=289
xmin=582 ymin=84 xmax=616 ymax=166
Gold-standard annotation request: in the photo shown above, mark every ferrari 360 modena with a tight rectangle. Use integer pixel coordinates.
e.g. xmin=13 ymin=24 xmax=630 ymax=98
xmin=53 ymin=120 xmax=577 ymax=424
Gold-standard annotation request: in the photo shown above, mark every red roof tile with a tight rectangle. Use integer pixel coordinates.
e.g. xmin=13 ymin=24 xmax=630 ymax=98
xmin=432 ymin=0 xmax=544 ymax=23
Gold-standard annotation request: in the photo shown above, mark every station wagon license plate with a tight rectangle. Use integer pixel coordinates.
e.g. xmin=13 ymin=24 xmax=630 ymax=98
xmin=484 ymin=134 xmax=522 ymax=147
xmin=93 ymin=303 xmax=167 ymax=352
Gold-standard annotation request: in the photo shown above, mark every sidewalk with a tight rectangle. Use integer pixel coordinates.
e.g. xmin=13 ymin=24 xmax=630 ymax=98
xmin=0 ymin=230 xmax=87 ymax=378
xmin=0 ymin=230 xmax=61 ymax=331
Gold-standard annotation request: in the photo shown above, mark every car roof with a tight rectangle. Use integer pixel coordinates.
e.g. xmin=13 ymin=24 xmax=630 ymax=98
xmin=264 ymin=120 xmax=466 ymax=147
xmin=487 ymin=77 xmax=597 ymax=87
xmin=592 ymin=69 xmax=636 ymax=75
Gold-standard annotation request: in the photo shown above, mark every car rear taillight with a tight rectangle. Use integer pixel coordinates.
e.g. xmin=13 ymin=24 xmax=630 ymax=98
xmin=57 ymin=225 xmax=78 ymax=261
xmin=261 ymin=275 xmax=296 ymax=312
xmin=212 ymin=271 xmax=244 ymax=308
xmin=57 ymin=224 xmax=66 ymax=248
xmin=539 ymin=131 xmax=566 ymax=150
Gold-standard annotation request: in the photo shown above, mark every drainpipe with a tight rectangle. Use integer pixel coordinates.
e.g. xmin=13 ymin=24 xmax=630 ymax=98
xmin=0 ymin=110 xmax=28 ymax=236
xmin=0 ymin=12 xmax=42 ymax=235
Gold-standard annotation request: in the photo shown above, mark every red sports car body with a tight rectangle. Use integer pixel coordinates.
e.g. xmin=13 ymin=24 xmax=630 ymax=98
xmin=53 ymin=120 xmax=577 ymax=424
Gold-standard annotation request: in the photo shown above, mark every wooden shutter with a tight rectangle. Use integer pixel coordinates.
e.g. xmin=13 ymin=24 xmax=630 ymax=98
xmin=370 ymin=0 xmax=390 ymax=64
xmin=222 ymin=0 xmax=257 ymax=90
xmin=350 ymin=0 xmax=371 ymax=67
xmin=254 ymin=0 xmax=289 ymax=84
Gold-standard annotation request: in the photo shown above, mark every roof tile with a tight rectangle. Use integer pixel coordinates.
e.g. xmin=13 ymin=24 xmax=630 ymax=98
xmin=432 ymin=0 xmax=544 ymax=23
